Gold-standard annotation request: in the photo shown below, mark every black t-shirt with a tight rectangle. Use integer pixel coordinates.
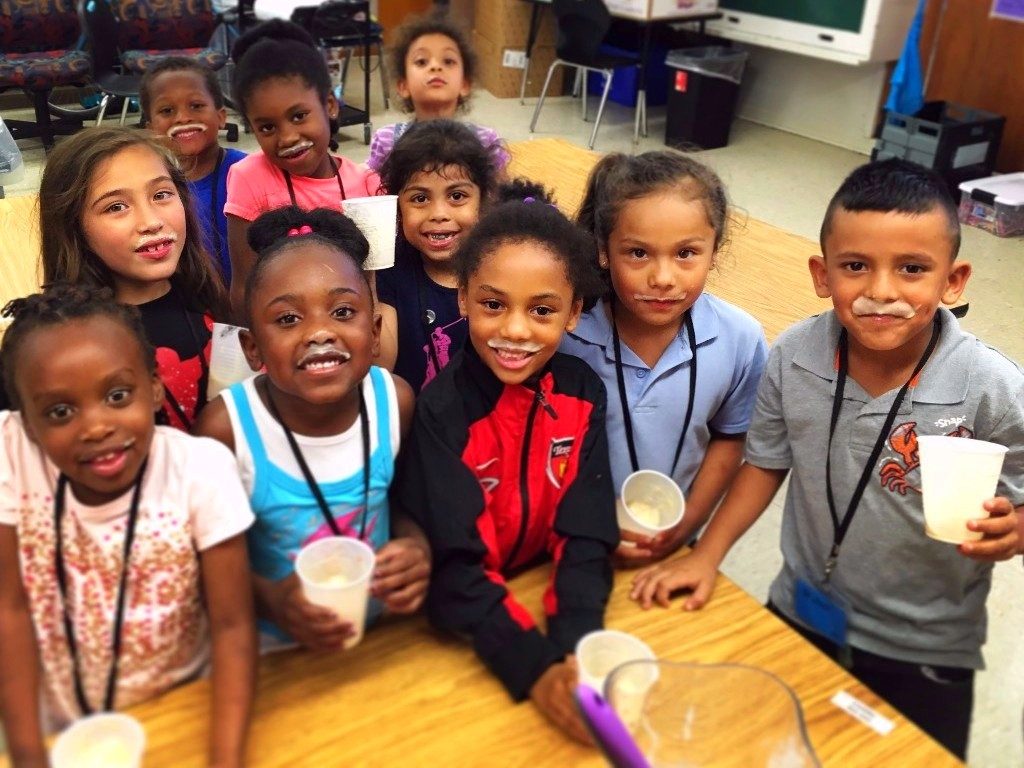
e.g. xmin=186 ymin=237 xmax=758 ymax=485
xmin=376 ymin=240 xmax=466 ymax=394
xmin=137 ymin=287 xmax=212 ymax=430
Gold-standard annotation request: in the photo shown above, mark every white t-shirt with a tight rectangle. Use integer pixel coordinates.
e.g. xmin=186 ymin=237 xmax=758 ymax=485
xmin=0 ymin=412 xmax=254 ymax=727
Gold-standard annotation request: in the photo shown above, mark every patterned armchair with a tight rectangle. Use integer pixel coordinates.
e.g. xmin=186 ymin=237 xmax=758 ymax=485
xmin=108 ymin=0 xmax=226 ymax=73
xmin=0 ymin=0 xmax=92 ymax=147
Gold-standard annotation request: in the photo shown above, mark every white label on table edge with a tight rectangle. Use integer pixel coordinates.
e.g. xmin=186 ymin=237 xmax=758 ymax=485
xmin=831 ymin=690 xmax=895 ymax=736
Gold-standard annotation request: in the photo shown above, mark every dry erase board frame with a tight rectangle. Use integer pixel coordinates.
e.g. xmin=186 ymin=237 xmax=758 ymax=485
xmin=706 ymin=0 xmax=919 ymax=65
xmin=719 ymin=0 xmax=866 ymax=33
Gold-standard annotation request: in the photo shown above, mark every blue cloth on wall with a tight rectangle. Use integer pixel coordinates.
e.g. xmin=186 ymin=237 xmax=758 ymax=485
xmin=884 ymin=0 xmax=926 ymax=116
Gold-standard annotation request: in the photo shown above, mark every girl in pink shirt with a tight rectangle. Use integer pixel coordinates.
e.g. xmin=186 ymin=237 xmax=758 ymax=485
xmin=0 ymin=284 xmax=255 ymax=767
xmin=225 ymin=20 xmax=380 ymax=319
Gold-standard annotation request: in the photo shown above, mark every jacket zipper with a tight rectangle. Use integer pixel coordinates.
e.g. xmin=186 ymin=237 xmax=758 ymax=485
xmin=505 ymin=389 xmax=557 ymax=568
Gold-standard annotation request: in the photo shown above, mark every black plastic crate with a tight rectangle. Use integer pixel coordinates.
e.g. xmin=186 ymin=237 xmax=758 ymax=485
xmin=872 ymin=101 xmax=1005 ymax=193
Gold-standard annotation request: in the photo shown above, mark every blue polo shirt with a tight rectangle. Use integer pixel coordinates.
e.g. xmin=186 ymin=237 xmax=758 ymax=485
xmin=560 ymin=292 xmax=768 ymax=494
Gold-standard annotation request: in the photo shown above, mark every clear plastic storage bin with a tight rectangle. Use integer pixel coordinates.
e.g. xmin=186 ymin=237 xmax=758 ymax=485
xmin=958 ymin=173 xmax=1024 ymax=238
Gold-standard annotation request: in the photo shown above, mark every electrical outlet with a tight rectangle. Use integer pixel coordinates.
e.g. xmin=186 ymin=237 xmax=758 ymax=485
xmin=502 ymin=49 xmax=527 ymax=69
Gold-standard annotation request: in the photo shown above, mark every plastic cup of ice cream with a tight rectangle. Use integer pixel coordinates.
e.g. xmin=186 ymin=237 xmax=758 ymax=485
xmin=617 ymin=470 xmax=685 ymax=538
xmin=295 ymin=536 xmax=376 ymax=648
xmin=343 ymin=195 xmax=398 ymax=270
xmin=918 ymin=435 xmax=1007 ymax=544
xmin=51 ymin=713 xmax=145 ymax=768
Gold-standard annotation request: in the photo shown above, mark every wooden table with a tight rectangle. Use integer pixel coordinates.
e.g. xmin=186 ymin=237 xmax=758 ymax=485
xmin=0 ymin=557 xmax=952 ymax=767
xmin=507 ymin=138 xmax=833 ymax=343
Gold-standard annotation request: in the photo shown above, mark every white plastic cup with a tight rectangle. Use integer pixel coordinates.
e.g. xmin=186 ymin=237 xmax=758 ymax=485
xmin=575 ymin=629 xmax=656 ymax=697
xmin=51 ymin=713 xmax=145 ymax=768
xmin=617 ymin=470 xmax=685 ymax=537
xmin=918 ymin=436 xmax=1008 ymax=544
xmin=295 ymin=537 xmax=376 ymax=648
xmin=343 ymin=195 xmax=398 ymax=270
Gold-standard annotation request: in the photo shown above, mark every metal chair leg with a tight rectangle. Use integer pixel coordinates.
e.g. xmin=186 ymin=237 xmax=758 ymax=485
xmin=571 ymin=69 xmax=582 ymax=97
xmin=529 ymin=60 xmax=560 ymax=134
xmin=32 ymin=90 xmax=56 ymax=149
xmin=377 ymin=42 xmax=390 ymax=110
xmin=641 ymin=88 xmax=648 ymax=138
xmin=518 ymin=55 xmax=531 ymax=105
xmin=118 ymin=94 xmax=131 ymax=125
xmin=581 ymin=68 xmax=588 ymax=121
xmin=96 ymin=94 xmax=111 ymax=125
xmin=341 ymin=48 xmax=352 ymax=88
xmin=633 ymin=88 xmax=643 ymax=145
xmin=590 ymin=69 xmax=613 ymax=150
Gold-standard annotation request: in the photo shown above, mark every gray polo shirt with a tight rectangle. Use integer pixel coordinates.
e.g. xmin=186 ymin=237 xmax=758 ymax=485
xmin=746 ymin=308 xmax=1024 ymax=669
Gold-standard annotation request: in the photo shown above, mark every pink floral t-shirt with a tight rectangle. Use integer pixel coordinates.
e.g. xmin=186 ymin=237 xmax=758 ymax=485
xmin=0 ymin=413 xmax=254 ymax=727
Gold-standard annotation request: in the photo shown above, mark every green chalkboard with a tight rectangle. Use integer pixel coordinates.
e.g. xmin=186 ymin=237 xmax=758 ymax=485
xmin=719 ymin=0 xmax=867 ymax=33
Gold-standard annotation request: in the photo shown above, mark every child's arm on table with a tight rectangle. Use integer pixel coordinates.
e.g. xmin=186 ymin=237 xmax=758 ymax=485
xmin=226 ymin=214 xmax=256 ymax=323
xmin=375 ymin=375 xmax=430 ymax=614
xmin=617 ymin=434 xmax=746 ymax=567
xmin=0 ymin=526 xmax=46 ymax=768
xmin=540 ymin=396 xmax=618 ymax=744
xmin=200 ymin=534 xmax=257 ymax=768
xmin=630 ymin=463 xmax=788 ymax=611
xmin=394 ymin=404 xmax=577 ymax=738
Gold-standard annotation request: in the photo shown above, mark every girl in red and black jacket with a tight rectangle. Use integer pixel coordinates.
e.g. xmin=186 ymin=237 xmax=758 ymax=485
xmin=394 ymin=181 xmax=618 ymax=743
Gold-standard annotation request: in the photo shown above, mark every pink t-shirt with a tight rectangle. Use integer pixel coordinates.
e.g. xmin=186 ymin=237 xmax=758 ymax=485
xmin=224 ymin=151 xmax=381 ymax=221
xmin=0 ymin=413 xmax=254 ymax=727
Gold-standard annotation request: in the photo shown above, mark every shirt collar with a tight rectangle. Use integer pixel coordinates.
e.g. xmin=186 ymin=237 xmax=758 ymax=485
xmin=568 ymin=293 xmax=721 ymax=362
xmin=792 ymin=308 xmax=970 ymax=405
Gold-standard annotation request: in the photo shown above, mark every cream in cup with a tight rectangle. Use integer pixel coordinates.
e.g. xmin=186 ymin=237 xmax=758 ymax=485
xmin=575 ymin=629 xmax=656 ymax=697
xmin=618 ymin=469 xmax=685 ymax=538
xmin=51 ymin=713 xmax=145 ymax=768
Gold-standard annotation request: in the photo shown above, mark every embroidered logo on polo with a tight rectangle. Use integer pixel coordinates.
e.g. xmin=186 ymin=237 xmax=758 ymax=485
xmin=546 ymin=437 xmax=575 ymax=489
xmin=879 ymin=421 xmax=974 ymax=495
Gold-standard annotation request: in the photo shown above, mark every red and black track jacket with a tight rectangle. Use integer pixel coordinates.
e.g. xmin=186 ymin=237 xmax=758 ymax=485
xmin=395 ymin=344 xmax=618 ymax=700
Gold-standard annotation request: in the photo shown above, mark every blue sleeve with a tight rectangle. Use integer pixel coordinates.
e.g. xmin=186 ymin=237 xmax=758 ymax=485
xmin=710 ymin=328 xmax=769 ymax=435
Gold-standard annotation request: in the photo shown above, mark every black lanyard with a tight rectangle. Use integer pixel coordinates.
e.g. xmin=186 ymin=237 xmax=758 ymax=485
xmin=284 ymin=155 xmax=347 ymax=207
xmin=263 ymin=379 xmax=371 ymax=540
xmin=162 ymin=286 xmax=210 ymax=431
xmin=54 ymin=459 xmax=148 ymax=715
xmin=610 ymin=300 xmax=697 ymax=476
xmin=822 ymin=315 xmax=941 ymax=582
xmin=207 ymin=147 xmax=225 ymax=260
xmin=414 ymin=265 xmax=443 ymax=379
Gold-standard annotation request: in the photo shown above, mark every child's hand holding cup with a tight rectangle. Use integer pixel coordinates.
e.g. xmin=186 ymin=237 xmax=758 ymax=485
xmin=918 ymin=436 xmax=1019 ymax=559
xmin=295 ymin=537 xmax=376 ymax=649
xmin=615 ymin=470 xmax=685 ymax=565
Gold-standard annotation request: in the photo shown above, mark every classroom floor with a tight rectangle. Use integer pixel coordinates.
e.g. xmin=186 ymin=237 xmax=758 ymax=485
xmin=4 ymin=76 xmax=1023 ymax=766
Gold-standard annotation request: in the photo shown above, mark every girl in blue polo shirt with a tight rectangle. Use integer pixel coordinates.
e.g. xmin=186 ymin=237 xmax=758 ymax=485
xmin=563 ymin=151 xmax=768 ymax=566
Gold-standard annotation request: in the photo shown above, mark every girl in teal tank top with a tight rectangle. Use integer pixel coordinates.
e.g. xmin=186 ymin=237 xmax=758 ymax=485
xmin=195 ymin=206 xmax=428 ymax=651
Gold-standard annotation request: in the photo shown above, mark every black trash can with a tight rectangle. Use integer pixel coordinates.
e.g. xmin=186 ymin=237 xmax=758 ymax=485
xmin=665 ymin=47 xmax=748 ymax=150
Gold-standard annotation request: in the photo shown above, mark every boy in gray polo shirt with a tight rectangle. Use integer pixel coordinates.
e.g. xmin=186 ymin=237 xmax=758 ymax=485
xmin=630 ymin=159 xmax=1024 ymax=759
